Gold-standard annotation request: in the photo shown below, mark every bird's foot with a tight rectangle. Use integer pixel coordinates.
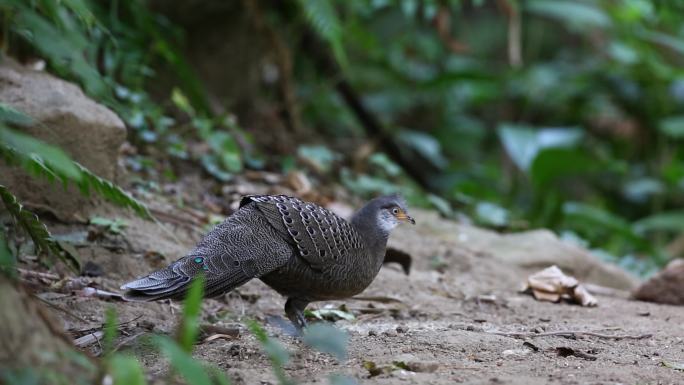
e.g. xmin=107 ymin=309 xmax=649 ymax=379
xmin=284 ymin=298 xmax=309 ymax=336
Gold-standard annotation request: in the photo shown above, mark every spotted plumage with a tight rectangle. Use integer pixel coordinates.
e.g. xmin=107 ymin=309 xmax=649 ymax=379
xmin=121 ymin=194 xmax=414 ymax=330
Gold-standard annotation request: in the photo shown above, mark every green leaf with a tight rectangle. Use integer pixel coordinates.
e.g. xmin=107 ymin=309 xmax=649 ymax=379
xmin=90 ymin=216 xmax=127 ymax=234
xmin=0 ymin=128 xmax=152 ymax=219
xmin=0 ymin=126 xmax=81 ymax=180
xmin=302 ymin=323 xmax=349 ymax=361
xmin=75 ymin=164 xmax=152 ymax=219
xmin=658 ymin=116 xmax=684 ymax=138
xmin=209 ymin=367 xmax=233 ymax=385
xmin=530 ymin=148 xmax=596 ymax=187
xmin=0 ymin=229 xmax=15 ymax=276
xmin=0 ymin=185 xmax=80 ymax=272
xmin=397 ymin=130 xmax=448 ymax=169
xmin=10 ymin=5 xmax=107 ymax=96
xmin=498 ymin=124 xmax=584 ymax=172
xmin=0 ymin=103 xmax=34 ymax=126
xmin=475 ymin=201 xmax=509 ymax=227
xmin=171 ymin=88 xmax=195 ymax=116
xmin=640 ymin=30 xmax=684 ymax=56
xmin=562 ymin=202 xmax=641 ymax=242
xmin=108 ymin=354 xmax=147 ymax=385
xmin=297 ymin=145 xmax=338 ymax=174
xmin=178 ymin=275 xmax=205 ymax=352
xmin=299 ymin=0 xmax=348 ymax=68
xmin=155 ymin=336 xmax=212 ymax=385
xmin=247 ymin=320 xmax=294 ymax=385
xmin=526 ymin=0 xmax=611 ymax=29
xmin=633 ymin=211 xmax=684 ymax=234
xmin=103 ymin=306 xmax=118 ymax=357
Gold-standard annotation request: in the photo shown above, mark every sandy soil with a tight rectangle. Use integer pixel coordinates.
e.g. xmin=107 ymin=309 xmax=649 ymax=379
xmin=31 ymin=192 xmax=682 ymax=385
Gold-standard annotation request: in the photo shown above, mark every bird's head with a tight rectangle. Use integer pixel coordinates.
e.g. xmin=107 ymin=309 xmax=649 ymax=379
xmin=359 ymin=194 xmax=415 ymax=234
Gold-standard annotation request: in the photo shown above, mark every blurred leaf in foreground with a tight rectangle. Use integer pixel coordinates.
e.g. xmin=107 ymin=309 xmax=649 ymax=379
xmin=178 ymin=275 xmax=205 ymax=352
xmin=302 ymin=323 xmax=349 ymax=362
xmin=155 ymin=336 xmax=212 ymax=385
xmin=108 ymin=354 xmax=147 ymax=385
xmin=247 ymin=320 xmax=293 ymax=385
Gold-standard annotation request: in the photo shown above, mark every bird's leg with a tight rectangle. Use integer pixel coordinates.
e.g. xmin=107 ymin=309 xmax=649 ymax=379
xmin=284 ymin=297 xmax=309 ymax=332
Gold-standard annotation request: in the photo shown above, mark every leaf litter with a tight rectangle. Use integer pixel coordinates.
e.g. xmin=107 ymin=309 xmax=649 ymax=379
xmin=521 ymin=265 xmax=598 ymax=306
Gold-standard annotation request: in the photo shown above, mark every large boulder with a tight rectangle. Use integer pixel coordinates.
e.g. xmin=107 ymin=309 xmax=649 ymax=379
xmin=389 ymin=209 xmax=639 ymax=291
xmin=0 ymin=60 xmax=127 ymax=221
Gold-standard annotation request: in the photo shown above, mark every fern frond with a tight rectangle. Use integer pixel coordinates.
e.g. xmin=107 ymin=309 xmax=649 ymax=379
xmin=0 ymin=227 xmax=15 ymax=275
xmin=298 ymin=0 xmax=348 ymax=69
xmin=0 ymin=185 xmax=80 ymax=272
xmin=75 ymin=163 xmax=152 ymax=219
xmin=0 ymin=126 xmax=152 ymax=219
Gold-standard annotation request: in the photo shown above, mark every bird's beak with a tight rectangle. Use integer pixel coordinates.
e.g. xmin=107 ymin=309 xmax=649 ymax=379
xmin=397 ymin=213 xmax=416 ymax=225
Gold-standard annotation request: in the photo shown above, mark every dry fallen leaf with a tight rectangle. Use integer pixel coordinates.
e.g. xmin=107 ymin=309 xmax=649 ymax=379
xmin=522 ymin=265 xmax=597 ymax=307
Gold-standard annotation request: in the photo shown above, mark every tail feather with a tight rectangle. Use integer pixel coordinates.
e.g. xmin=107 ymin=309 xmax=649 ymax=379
xmin=120 ymin=202 xmax=294 ymax=302
xmin=121 ymin=257 xmax=252 ymax=301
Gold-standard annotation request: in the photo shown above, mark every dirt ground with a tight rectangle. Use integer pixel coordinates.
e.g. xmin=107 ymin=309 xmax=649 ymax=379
xmin=22 ymin=176 xmax=684 ymax=385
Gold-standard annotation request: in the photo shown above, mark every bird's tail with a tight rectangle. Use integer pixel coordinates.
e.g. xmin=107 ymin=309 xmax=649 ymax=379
xmin=120 ymin=255 xmax=251 ymax=301
xmin=120 ymin=263 xmax=192 ymax=301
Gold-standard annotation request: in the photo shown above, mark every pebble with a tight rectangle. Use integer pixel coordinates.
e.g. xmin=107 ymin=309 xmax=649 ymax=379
xmin=396 ymin=325 xmax=409 ymax=334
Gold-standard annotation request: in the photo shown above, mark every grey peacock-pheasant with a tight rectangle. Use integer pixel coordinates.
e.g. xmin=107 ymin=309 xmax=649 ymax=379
xmin=121 ymin=194 xmax=414 ymax=330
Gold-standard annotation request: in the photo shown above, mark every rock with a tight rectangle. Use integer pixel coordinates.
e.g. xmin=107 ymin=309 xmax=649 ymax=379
xmin=393 ymin=354 xmax=440 ymax=373
xmin=632 ymin=259 xmax=684 ymax=305
xmin=0 ymin=59 xmax=127 ymax=221
xmin=390 ymin=209 xmax=639 ymax=291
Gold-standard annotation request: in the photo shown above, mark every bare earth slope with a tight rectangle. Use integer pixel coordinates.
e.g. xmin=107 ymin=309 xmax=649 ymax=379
xmin=49 ymin=205 xmax=684 ymax=385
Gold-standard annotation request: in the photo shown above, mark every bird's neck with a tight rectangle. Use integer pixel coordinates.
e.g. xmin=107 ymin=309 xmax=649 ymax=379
xmin=351 ymin=209 xmax=390 ymax=262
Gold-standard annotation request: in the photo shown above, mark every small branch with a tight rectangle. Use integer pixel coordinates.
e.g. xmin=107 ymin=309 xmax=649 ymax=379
xmin=18 ymin=268 xmax=60 ymax=281
xmin=32 ymin=294 xmax=89 ymax=323
xmin=109 ymin=332 xmax=146 ymax=355
xmin=73 ymin=331 xmax=104 ymax=348
xmin=433 ymin=4 xmax=469 ymax=54
xmin=498 ymin=0 xmax=522 ymax=68
xmin=488 ymin=330 xmax=653 ymax=340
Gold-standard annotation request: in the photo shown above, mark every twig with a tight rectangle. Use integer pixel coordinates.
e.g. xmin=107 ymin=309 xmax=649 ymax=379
xmin=488 ymin=330 xmax=653 ymax=340
xmin=73 ymin=331 xmax=104 ymax=348
xmin=75 ymin=287 xmax=125 ymax=301
xmin=32 ymin=294 xmax=89 ymax=323
xmin=150 ymin=207 xmax=204 ymax=228
xmin=18 ymin=268 xmax=60 ymax=281
xmin=109 ymin=332 xmax=146 ymax=354
xmin=351 ymin=295 xmax=405 ymax=304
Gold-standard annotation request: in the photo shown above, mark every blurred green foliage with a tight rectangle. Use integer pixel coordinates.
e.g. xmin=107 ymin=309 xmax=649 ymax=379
xmin=293 ymin=0 xmax=684 ymax=275
xmin=3 ymin=0 xmax=684 ymax=275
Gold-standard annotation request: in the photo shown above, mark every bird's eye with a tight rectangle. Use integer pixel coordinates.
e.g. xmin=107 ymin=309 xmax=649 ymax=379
xmin=391 ymin=207 xmax=399 ymax=215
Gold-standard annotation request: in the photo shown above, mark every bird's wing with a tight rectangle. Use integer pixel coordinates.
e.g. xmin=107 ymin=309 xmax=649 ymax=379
xmin=121 ymin=205 xmax=293 ymax=301
xmin=240 ymin=195 xmax=364 ymax=271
